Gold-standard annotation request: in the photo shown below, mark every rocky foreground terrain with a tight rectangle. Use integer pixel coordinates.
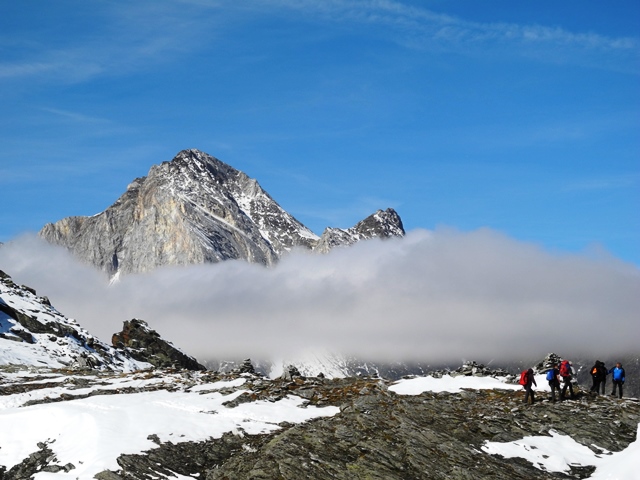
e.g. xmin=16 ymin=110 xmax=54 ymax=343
xmin=1 ymin=364 xmax=638 ymax=480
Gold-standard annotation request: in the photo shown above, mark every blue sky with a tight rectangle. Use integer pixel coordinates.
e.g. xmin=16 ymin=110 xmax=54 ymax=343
xmin=1 ymin=0 xmax=639 ymax=266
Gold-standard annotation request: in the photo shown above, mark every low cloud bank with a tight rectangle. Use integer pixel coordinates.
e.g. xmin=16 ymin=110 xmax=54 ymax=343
xmin=1 ymin=230 xmax=638 ymax=363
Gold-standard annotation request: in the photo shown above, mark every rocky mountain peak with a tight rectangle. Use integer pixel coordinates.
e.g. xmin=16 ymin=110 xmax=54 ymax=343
xmin=39 ymin=150 xmax=405 ymax=276
xmin=157 ymin=149 xmax=243 ymax=189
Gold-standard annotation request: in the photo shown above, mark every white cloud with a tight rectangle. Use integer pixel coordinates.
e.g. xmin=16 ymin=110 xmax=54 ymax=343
xmin=1 ymin=230 xmax=638 ymax=365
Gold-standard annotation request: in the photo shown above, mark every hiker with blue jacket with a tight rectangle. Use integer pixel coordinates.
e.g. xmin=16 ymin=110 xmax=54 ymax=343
xmin=546 ymin=363 xmax=561 ymax=402
xmin=609 ymin=362 xmax=626 ymax=398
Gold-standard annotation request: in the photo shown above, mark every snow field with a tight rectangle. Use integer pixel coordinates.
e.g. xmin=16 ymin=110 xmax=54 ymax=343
xmin=0 ymin=379 xmax=339 ymax=479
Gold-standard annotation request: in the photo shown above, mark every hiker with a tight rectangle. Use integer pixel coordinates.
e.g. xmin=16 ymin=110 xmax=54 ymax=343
xmin=559 ymin=359 xmax=575 ymax=401
xmin=522 ymin=368 xmax=537 ymax=405
xmin=600 ymin=362 xmax=608 ymax=395
xmin=590 ymin=360 xmax=607 ymax=395
xmin=609 ymin=362 xmax=626 ymax=399
xmin=546 ymin=363 xmax=561 ymax=402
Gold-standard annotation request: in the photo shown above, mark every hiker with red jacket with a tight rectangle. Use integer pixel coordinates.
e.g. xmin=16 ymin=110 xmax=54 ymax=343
xmin=546 ymin=363 xmax=561 ymax=402
xmin=559 ymin=359 xmax=575 ymax=401
xmin=522 ymin=368 xmax=537 ymax=405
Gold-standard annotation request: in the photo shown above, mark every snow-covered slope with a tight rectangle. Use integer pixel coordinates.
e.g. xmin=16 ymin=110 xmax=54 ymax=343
xmin=39 ymin=149 xmax=404 ymax=276
xmin=0 ymin=370 xmax=339 ymax=478
xmin=0 ymin=270 xmax=147 ymax=371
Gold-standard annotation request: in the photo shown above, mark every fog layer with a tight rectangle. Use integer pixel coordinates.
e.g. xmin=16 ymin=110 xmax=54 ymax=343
xmin=1 ymin=229 xmax=638 ymax=363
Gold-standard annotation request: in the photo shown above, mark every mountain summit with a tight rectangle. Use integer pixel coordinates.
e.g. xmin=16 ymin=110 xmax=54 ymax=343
xmin=40 ymin=149 xmax=404 ymax=276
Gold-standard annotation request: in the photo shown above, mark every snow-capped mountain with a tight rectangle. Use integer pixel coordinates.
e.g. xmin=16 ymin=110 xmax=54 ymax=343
xmin=39 ymin=149 xmax=404 ymax=276
xmin=0 ymin=270 xmax=146 ymax=371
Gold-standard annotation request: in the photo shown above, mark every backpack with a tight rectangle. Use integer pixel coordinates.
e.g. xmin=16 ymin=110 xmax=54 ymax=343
xmin=560 ymin=361 xmax=571 ymax=377
xmin=546 ymin=369 xmax=555 ymax=381
xmin=519 ymin=370 xmax=528 ymax=386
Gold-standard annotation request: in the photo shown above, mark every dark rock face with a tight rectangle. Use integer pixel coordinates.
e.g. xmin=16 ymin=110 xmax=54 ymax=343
xmin=91 ymin=375 xmax=640 ymax=480
xmin=112 ymin=319 xmax=206 ymax=371
xmin=39 ymin=149 xmax=404 ymax=276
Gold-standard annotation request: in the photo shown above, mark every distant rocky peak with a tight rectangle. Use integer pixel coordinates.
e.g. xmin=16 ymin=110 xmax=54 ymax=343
xmin=314 ymin=208 xmax=405 ymax=253
xmin=352 ymin=208 xmax=405 ymax=238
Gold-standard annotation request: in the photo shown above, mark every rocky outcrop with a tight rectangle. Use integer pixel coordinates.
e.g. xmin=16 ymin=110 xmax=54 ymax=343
xmin=428 ymin=360 xmax=513 ymax=379
xmin=0 ymin=441 xmax=75 ymax=480
xmin=39 ymin=149 xmax=404 ymax=276
xmin=112 ymin=319 xmax=206 ymax=371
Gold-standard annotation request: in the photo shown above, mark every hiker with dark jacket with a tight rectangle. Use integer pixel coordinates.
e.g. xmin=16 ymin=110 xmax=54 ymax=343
xmin=609 ymin=362 xmax=626 ymax=399
xmin=547 ymin=363 xmax=561 ymax=402
xmin=590 ymin=361 xmax=607 ymax=395
xmin=559 ymin=359 xmax=575 ymax=401
xmin=600 ymin=362 xmax=608 ymax=395
xmin=523 ymin=368 xmax=537 ymax=405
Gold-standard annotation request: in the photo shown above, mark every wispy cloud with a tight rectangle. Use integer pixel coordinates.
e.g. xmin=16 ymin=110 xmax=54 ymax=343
xmin=40 ymin=108 xmax=113 ymax=125
xmin=2 ymin=0 xmax=637 ymax=85
xmin=264 ymin=0 xmax=638 ymax=51
xmin=0 ymin=2 xmax=219 ymax=84
xmin=564 ymin=173 xmax=640 ymax=192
